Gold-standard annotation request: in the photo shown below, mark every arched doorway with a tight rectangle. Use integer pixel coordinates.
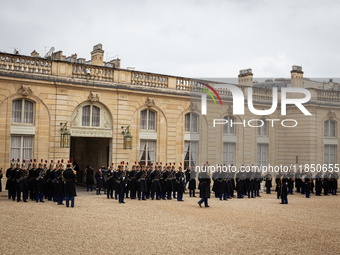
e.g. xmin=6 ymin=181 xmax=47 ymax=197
xmin=70 ymin=101 xmax=113 ymax=182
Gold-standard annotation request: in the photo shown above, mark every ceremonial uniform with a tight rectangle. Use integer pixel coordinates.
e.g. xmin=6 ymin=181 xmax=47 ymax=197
xmin=129 ymin=166 xmax=138 ymax=199
xmin=275 ymin=173 xmax=282 ymax=199
xmin=106 ymin=167 xmax=115 ymax=199
xmin=175 ymin=168 xmax=185 ymax=201
xmin=198 ymin=171 xmax=211 ymax=207
xmin=188 ymin=169 xmax=197 ymax=197
xmin=137 ymin=167 xmax=147 ymax=200
xmin=264 ymin=173 xmax=272 ymax=194
xmin=63 ymin=164 xmax=77 ymax=207
xmin=245 ymin=171 xmax=254 ymax=198
xmin=116 ymin=167 xmax=126 ymax=203
xmin=295 ymin=172 xmax=302 ymax=193
xmin=304 ymin=173 xmax=313 ymax=198
xmin=55 ymin=165 xmax=65 ymax=205
xmin=85 ymin=166 xmax=94 ymax=192
xmin=287 ymin=172 xmax=294 ymax=194
xmin=280 ymin=174 xmax=288 ymax=204
xmin=34 ymin=164 xmax=45 ymax=202
xmin=5 ymin=163 xmax=16 ymax=200
xmin=331 ymin=172 xmax=338 ymax=195
xmin=315 ymin=173 xmax=323 ymax=196
xmin=236 ymin=171 xmax=245 ymax=198
xmin=95 ymin=170 xmax=104 ymax=195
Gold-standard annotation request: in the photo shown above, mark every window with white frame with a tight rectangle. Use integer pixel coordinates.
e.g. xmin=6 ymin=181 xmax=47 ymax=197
xmin=10 ymin=136 xmax=34 ymax=163
xmin=184 ymin=141 xmax=198 ymax=169
xmin=185 ymin=113 xmax=198 ymax=133
xmin=223 ymin=143 xmax=235 ymax=166
xmin=139 ymin=140 xmax=156 ymax=166
xmin=140 ymin=109 xmax=156 ymax=131
xmin=257 ymin=144 xmax=268 ymax=166
xmin=257 ymin=119 xmax=268 ymax=136
xmin=82 ymin=105 xmax=100 ymax=127
xmin=223 ymin=116 xmax=235 ymax=135
xmin=12 ymin=99 xmax=34 ymax=124
xmin=324 ymin=120 xmax=336 ymax=138
xmin=324 ymin=145 xmax=336 ymax=166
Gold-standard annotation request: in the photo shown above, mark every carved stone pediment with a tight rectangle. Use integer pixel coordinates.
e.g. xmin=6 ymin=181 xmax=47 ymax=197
xmin=88 ymin=92 xmax=99 ymax=102
xmin=17 ymin=85 xmax=32 ymax=96
xmin=327 ymin=110 xmax=336 ymax=119
xmin=145 ymin=97 xmax=155 ymax=107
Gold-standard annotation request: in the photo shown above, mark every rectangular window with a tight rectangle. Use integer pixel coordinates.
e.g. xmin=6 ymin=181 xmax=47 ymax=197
xmin=140 ymin=110 xmax=147 ymax=130
xmin=92 ymin=106 xmax=100 ymax=127
xmin=12 ymin=100 xmax=22 ymax=123
xmin=10 ymin=136 xmax=34 ymax=163
xmin=184 ymin=141 xmax=198 ymax=170
xmin=23 ymin=101 xmax=34 ymax=124
xmin=257 ymin=120 xmax=268 ymax=136
xmin=191 ymin=114 xmax=198 ymax=133
xmin=257 ymin=144 xmax=268 ymax=166
xmin=223 ymin=143 xmax=235 ymax=166
xmin=139 ymin=140 xmax=156 ymax=166
xmin=148 ymin=111 xmax=156 ymax=131
xmin=185 ymin=114 xmax=190 ymax=132
xmin=324 ymin=145 xmax=337 ymax=166
xmin=82 ymin=105 xmax=90 ymax=126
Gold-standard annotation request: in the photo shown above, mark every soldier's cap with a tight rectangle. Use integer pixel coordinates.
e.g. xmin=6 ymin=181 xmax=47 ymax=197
xmin=33 ymin=163 xmax=37 ymax=167
xmin=11 ymin=162 xmax=15 ymax=166
xmin=16 ymin=162 xmax=20 ymax=166
xmin=67 ymin=163 xmax=71 ymax=167
xmin=28 ymin=162 xmax=32 ymax=166
xmin=21 ymin=163 xmax=25 ymax=167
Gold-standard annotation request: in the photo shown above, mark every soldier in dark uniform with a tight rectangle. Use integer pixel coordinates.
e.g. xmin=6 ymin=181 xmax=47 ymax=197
xmin=63 ymin=163 xmax=77 ymax=207
xmin=295 ymin=171 xmax=302 ymax=193
xmin=137 ymin=165 xmax=146 ymax=200
xmin=226 ymin=170 xmax=234 ymax=198
xmin=101 ymin=163 xmax=107 ymax=195
xmin=16 ymin=163 xmax=27 ymax=202
xmin=188 ymin=167 xmax=197 ymax=197
xmin=164 ymin=165 xmax=173 ymax=199
xmin=212 ymin=170 xmax=219 ymax=198
xmin=129 ymin=164 xmax=138 ymax=199
xmin=275 ymin=172 xmax=282 ymax=199
xmin=218 ymin=169 xmax=227 ymax=201
xmin=116 ymin=165 xmax=127 ymax=203
xmin=150 ymin=166 xmax=160 ymax=200
xmin=331 ymin=171 xmax=338 ymax=195
xmin=323 ymin=172 xmax=330 ymax=196
xmin=198 ymin=170 xmax=211 ymax=207
xmin=304 ymin=172 xmax=313 ymax=198
xmin=315 ymin=172 xmax=323 ymax=196
xmin=85 ymin=165 xmax=94 ymax=192
xmin=48 ymin=163 xmax=55 ymax=201
xmin=287 ymin=171 xmax=294 ymax=195
xmin=5 ymin=161 xmax=16 ymax=200
xmin=176 ymin=166 xmax=185 ymax=201
xmin=55 ymin=164 xmax=64 ymax=205
xmin=245 ymin=169 xmax=255 ymax=198
xmin=254 ymin=168 xmax=261 ymax=197
xmin=0 ymin=166 xmax=3 ymax=192
xmin=185 ymin=166 xmax=191 ymax=191
xmin=264 ymin=172 xmax=272 ymax=194
xmin=280 ymin=173 xmax=288 ymax=204
xmin=95 ymin=168 xmax=104 ymax=195
xmin=106 ymin=165 xmax=115 ymax=199
xmin=35 ymin=163 xmax=45 ymax=203
xmin=171 ymin=165 xmax=177 ymax=199
xmin=236 ymin=170 xmax=244 ymax=199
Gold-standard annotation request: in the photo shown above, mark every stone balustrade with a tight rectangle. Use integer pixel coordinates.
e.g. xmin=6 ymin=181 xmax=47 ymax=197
xmin=316 ymin=89 xmax=340 ymax=102
xmin=0 ymin=53 xmax=52 ymax=74
xmin=72 ymin=64 xmax=114 ymax=82
xmin=131 ymin=71 xmax=168 ymax=88
xmin=252 ymin=87 xmax=273 ymax=100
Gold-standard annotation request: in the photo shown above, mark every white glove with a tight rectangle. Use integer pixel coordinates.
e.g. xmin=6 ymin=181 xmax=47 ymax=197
xmin=123 ymin=177 xmax=125 ymax=180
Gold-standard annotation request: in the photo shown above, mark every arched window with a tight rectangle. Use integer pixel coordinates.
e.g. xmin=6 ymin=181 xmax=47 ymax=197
xmin=324 ymin=120 xmax=336 ymax=138
xmin=223 ymin=116 xmax=235 ymax=135
xmin=185 ymin=113 xmax=198 ymax=133
xmin=12 ymin=99 xmax=34 ymax=124
xmin=82 ymin=105 xmax=100 ymax=127
xmin=140 ymin=109 xmax=156 ymax=131
xmin=257 ymin=119 xmax=268 ymax=136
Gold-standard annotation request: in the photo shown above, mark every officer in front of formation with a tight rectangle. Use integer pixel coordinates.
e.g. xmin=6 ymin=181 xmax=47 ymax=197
xmin=5 ymin=161 xmax=16 ymax=200
xmin=198 ymin=169 xmax=211 ymax=207
xmin=63 ymin=163 xmax=77 ymax=207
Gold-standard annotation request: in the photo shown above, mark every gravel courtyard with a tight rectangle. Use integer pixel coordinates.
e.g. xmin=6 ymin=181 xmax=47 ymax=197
xmin=0 ymin=185 xmax=339 ymax=255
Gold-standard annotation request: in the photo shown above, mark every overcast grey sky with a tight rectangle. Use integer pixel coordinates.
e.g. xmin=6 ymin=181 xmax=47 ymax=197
xmin=1 ymin=0 xmax=339 ymax=78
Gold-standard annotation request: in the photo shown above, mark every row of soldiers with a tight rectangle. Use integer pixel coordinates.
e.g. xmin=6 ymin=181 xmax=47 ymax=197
xmin=85 ymin=163 xmax=191 ymax=203
xmin=5 ymin=160 xmax=77 ymax=207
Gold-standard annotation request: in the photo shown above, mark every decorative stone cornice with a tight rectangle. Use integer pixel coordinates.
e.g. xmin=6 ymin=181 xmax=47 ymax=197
xmin=17 ymin=85 xmax=32 ymax=96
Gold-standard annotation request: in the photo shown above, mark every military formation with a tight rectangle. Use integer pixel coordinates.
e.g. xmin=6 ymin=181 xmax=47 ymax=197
xmin=4 ymin=159 xmax=77 ymax=207
xmin=2 ymin=160 xmax=339 ymax=208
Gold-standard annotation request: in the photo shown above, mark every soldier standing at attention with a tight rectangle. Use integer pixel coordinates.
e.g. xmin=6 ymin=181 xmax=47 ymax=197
xmin=280 ymin=173 xmax=288 ymax=204
xmin=101 ymin=163 xmax=108 ymax=195
xmin=63 ymin=163 xmax=77 ymax=208
xmin=85 ymin=165 xmax=94 ymax=192
xmin=198 ymin=169 xmax=211 ymax=207
xmin=275 ymin=172 xmax=282 ymax=199
xmin=5 ymin=161 xmax=15 ymax=200
xmin=176 ymin=166 xmax=185 ymax=201
xmin=264 ymin=172 xmax=272 ymax=194
xmin=106 ymin=165 xmax=115 ymax=199
xmin=95 ymin=168 xmax=104 ymax=195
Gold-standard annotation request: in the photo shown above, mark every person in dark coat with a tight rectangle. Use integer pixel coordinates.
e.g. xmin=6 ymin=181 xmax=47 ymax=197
xmin=171 ymin=166 xmax=177 ymax=199
xmin=280 ymin=174 xmax=288 ymax=204
xmin=176 ymin=166 xmax=185 ymax=201
xmin=55 ymin=164 xmax=65 ymax=205
xmin=245 ymin=170 xmax=254 ymax=198
xmin=115 ymin=165 xmax=127 ymax=203
xmin=16 ymin=163 xmax=29 ymax=202
xmin=315 ymin=172 xmax=323 ymax=196
xmin=129 ymin=164 xmax=138 ymax=199
xmin=95 ymin=168 xmax=104 ymax=195
xmin=185 ymin=167 xmax=191 ymax=191
xmin=304 ymin=172 xmax=313 ymax=198
xmin=287 ymin=171 xmax=294 ymax=194
xmin=63 ymin=164 xmax=77 ymax=207
xmin=275 ymin=172 xmax=282 ymax=199
xmin=106 ymin=165 xmax=115 ymax=199
xmin=236 ymin=171 xmax=245 ymax=198
xmin=331 ymin=172 xmax=338 ymax=195
xmin=150 ymin=167 xmax=161 ymax=200
xmin=295 ymin=171 xmax=302 ymax=193
xmin=137 ymin=165 xmax=147 ymax=200
xmin=188 ymin=167 xmax=197 ymax=197
xmin=101 ymin=164 xmax=107 ymax=195
xmin=264 ymin=173 xmax=272 ymax=194
xmin=85 ymin=165 xmax=94 ymax=192
xmin=6 ymin=162 xmax=16 ymax=200
xmin=198 ymin=170 xmax=211 ymax=207
xmin=29 ymin=163 xmax=36 ymax=201
xmin=212 ymin=170 xmax=219 ymax=198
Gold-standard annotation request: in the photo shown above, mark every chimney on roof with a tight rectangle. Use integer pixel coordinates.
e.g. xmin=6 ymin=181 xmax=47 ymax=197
xmin=109 ymin=58 xmax=121 ymax=69
xmin=51 ymin=50 xmax=63 ymax=61
xmin=238 ymin=68 xmax=253 ymax=86
xmin=91 ymin=43 xmax=104 ymax=66
xmin=30 ymin=50 xmax=40 ymax=57
xmin=291 ymin=65 xmax=303 ymax=88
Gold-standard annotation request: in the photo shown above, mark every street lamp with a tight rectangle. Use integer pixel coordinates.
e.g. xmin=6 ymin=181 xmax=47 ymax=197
xmin=121 ymin=125 xmax=132 ymax=150
xmin=60 ymin=122 xmax=71 ymax=148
